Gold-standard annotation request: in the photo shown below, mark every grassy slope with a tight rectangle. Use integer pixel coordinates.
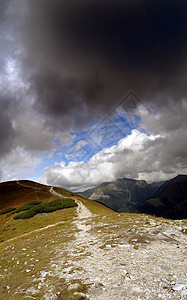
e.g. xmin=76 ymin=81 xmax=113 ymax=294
xmin=0 ymin=181 xmax=52 ymax=210
xmin=0 ymin=181 xmax=115 ymax=243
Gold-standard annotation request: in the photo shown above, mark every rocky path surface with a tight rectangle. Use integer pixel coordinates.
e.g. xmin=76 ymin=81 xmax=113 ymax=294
xmin=53 ymin=218 xmax=186 ymax=300
xmin=49 ymin=187 xmax=64 ymax=198
xmin=37 ymin=193 xmax=187 ymax=299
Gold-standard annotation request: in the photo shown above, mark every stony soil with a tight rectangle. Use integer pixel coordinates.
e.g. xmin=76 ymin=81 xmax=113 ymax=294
xmin=38 ymin=202 xmax=187 ymax=300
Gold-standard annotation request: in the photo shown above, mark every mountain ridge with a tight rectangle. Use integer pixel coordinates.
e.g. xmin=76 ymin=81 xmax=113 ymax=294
xmin=131 ymin=174 xmax=187 ymax=219
xmin=80 ymin=174 xmax=187 ymax=219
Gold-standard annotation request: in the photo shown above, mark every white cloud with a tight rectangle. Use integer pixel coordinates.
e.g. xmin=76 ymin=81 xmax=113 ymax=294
xmin=43 ymin=129 xmax=187 ymax=191
xmin=0 ymin=147 xmax=42 ymax=182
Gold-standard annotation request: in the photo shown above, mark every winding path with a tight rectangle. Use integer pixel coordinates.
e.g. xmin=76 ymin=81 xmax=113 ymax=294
xmin=49 ymin=187 xmax=63 ymax=198
xmin=16 ymin=181 xmax=41 ymax=190
xmin=1 ymin=185 xmax=92 ymax=245
xmin=50 ymin=186 xmax=92 ymax=219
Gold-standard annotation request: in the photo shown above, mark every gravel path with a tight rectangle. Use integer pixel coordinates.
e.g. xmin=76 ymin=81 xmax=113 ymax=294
xmin=49 ymin=209 xmax=187 ymax=300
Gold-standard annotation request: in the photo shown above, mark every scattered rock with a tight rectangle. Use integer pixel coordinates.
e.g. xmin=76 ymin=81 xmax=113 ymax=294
xmin=68 ymin=283 xmax=80 ymax=291
xmin=93 ymin=281 xmax=104 ymax=288
xmin=73 ymin=291 xmax=89 ymax=299
xmin=131 ymin=286 xmax=143 ymax=293
xmin=26 ymin=287 xmax=39 ymax=294
xmin=172 ymin=283 xmax=187 ymax=291
xmin=181 ymin=289 xmax=187 ymax=300
xmin=40 ymin=271 xmax=48 ymax=278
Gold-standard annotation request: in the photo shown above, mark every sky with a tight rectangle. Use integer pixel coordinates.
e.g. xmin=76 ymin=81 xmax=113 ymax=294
xmin=0 ymin=0 xmax=187 ymax=191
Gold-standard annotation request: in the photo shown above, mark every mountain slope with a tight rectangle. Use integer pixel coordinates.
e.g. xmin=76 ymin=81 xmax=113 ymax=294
xmin=80 ymin=178 xmax=156 ymax=212
xmin=0 ymin=180 xmax=115 ymax=243
xmin=0 ymin=180 xmax=54 ymax=210
xmin=131 ymin=175 xmax=187 ymax=219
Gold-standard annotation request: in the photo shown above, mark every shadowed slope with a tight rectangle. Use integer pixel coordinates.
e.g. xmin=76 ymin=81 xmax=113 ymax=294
xmin=131 ymin=175 xmax=187 ymax=219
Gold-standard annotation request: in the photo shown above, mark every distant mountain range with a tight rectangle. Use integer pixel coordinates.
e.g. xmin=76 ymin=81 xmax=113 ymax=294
xmin=0 ymin=180 xmax=113 ymax=214
xmin=0 ymin=176 xmax=186 ymax=220
xmin=80 ymin=175 xmax=187 ymax=219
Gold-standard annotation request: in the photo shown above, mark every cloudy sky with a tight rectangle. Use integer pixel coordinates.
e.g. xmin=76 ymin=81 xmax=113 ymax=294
xmin=0 ymin=0 xmax=187 ymax=191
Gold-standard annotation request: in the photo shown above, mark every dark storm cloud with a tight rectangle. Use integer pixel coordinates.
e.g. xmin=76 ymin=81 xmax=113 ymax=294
xmin=25 ymin=0 xmax=187 ymax=114
xmin=0 ymin=0 xmax=10 ymax=21
xmin=0 ymin=99 xmax=16 ymax=156
xmin=32 ymin=69 xmax=105 ymax=125
xmin=63 ymin=1 xmax=187 ymax=72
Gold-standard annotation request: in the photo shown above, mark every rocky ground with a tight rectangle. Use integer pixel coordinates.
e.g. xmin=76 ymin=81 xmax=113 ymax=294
xmin=38 ymin=202 xmax=187 ymax=300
